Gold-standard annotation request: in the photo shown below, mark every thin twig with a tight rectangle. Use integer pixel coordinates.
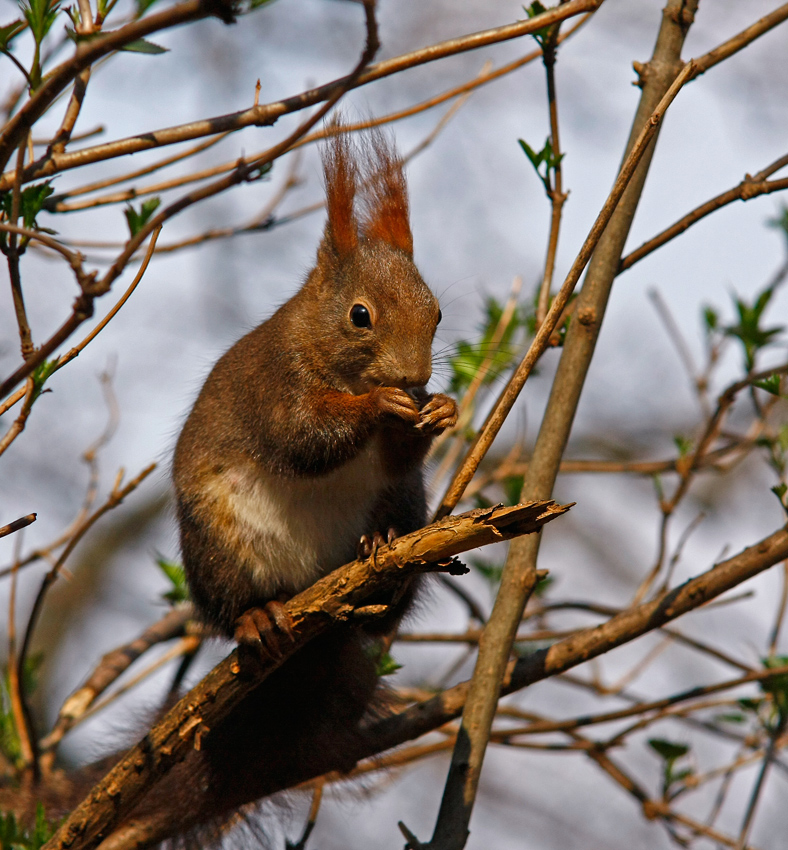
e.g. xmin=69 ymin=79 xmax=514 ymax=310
xmin=16 ymin=463 xmax=157 ymax=774
xmin=0 ymin=378 xmax=37 ymax=458
xmin=0 ymin=514 xmax=37 ymax=539
xmin=535 ymin=19 xmax=568 ymax=329
xmin=1 ymin=0 xmax=602 ymax=189
xmin=6 ymin=521 xmax=38 ymax=781
xmin=4 ymin=138 xmax=35 ymax=360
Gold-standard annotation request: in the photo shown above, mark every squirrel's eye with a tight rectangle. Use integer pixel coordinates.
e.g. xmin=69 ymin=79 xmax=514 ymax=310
xmin=350 ymin=304 xmax=372 ymax=328
xmin=437 ymin=309 xmax=442 ymax=325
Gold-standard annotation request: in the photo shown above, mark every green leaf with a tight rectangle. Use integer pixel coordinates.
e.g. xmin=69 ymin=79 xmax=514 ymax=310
xmin=375 ymin=652 xmax=402 ymax=677
xmin=0 ymin=181 xmax=55 ymax=249
xmin=761 ymin=655 xmax=788 ymax=725
xmin=518 ymin=138 xmax=544 ymax=169
xmin=723 ymin=285 xmax=784 ymax=371
xmin=772 ymin=483 xmax=788 ymax=515
xmin=120 ymin=37 xmax=168 ymax=54
xmin=0 ymin=803 xmax=58 ymax=849
xmin=753 ymin=374 xmax=782 ymax=396
xmin=737 ymin=697 xmax=763 ymax=713
xmin=780 ymin=425 xmax=788 ymax=454
xmin=124 ymin=196 xmax=161 ymax=238
xmin=518 ymin=137 xmax=563 ymax=193
xmin=449 ymin=296 xmax=525 ymax=394
xmin=702 ymin=305 xmax=718 ymax=333
xmin=156 ymin=556 xmax=188 ymax=604
xmin=648 ymin=738 xmax=689 ymax=762
xmin=648 ymin=738 xmax=693 ymax=795
xmin=673 ymin=435 xmax=692 ymax=458
xmin=0 ymin=18 xmax=26 ymax=50
xmin=502 ymin=474 xmax=524 ymax=507
xmin=716 ymin=712 xmax=746 ymax=724
xmin=19 ymin=0 xmax=60 ymax=44
xmin=522 ymin=1 xmax=551 ymax=45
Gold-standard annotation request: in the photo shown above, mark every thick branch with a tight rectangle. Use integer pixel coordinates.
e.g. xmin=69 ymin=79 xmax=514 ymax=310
xmin=423 ymin=4 xmax=700 ymax=848
xmin=42 ymin=501 xmax=568 ymax=850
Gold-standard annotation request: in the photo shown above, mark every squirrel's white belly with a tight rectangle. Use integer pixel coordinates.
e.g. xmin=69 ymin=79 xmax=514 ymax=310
xmin=214 ymin=438 xmax=387 ymax=598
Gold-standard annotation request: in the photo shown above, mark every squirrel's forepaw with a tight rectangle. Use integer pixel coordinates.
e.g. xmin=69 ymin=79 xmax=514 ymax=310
xmin=372 ymin=386 xmax=420 ymax=425
xmin=416 ymin=393 xmax=458 ymax=433
xmin=234 ymin=600 xmax=295 ymax=658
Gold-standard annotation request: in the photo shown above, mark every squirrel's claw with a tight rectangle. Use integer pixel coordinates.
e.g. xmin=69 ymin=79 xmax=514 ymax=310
xmin=416 ymin=393 xmax=458 ymax=433
xmin=234 ymin=601 xmax=295 ymax=658
xmin=357 ymin=530 xmax=385 ymax=560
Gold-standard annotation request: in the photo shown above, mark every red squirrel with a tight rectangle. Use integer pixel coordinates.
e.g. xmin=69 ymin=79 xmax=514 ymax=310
xmin=159 ymin=129 xmax=458 ymax=840
xmin=0 ymin=129 xmax=457 ymax=846
xmin=173 ymin=130 xmax=456 ymax=645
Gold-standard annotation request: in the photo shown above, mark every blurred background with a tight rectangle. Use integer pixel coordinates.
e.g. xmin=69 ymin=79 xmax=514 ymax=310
xmin=1 ymin=0 xmax=788 ymax=847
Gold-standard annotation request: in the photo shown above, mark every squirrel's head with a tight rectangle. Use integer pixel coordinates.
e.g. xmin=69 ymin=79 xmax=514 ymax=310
xmin=304 ymin=128 xmax=441 ymax=395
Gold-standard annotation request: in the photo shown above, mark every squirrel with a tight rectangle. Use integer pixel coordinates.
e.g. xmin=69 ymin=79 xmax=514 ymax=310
xmin=0 ymin=128 xmax=457 ymax=847
xmin=163 ymin=127 xmax=457 ymax=840
xmin=173 ymin=129 xmax=457 ymax=648
xmin=158 ymin=128 xmax=458 ymax=841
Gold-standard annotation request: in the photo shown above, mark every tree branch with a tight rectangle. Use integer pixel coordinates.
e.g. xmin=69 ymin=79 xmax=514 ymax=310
xmin=0 ymin=0 xmax=602 ymax=190
xmin=422 ymin=4 xmax=700 ymax=847
xmin=42 ymin=500 xmax=568 ymax=850
xmin=365 ymin=522 xmax=788 ymax=757
xmin=0 ymin=0 xmax=238 ymax=172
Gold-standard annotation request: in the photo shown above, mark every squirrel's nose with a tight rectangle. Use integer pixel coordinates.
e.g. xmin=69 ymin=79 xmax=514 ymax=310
xmin=399 ymin=365 xmax=432 ymax=389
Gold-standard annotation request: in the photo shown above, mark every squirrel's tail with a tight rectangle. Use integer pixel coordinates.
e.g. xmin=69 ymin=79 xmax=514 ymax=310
xmin=1 ymin=627 xmax=383 ymax=848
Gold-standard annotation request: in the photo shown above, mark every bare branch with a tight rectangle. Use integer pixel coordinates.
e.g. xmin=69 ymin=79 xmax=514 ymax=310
xmin=0 ymin=513 xmax=36 ymax=540
xmin=39 ymin=606 xmax=192 ymax=763
xmin=0 ymin=0 xmax=602 ymax=189
xmin=0 ymin=0 xmax=238 ymax=172
xmin=425 ymin=5 xmax=700 ymax=844
xmin=365 ymin=523 xmax=788 ymax=756
xmin=43 ymin=500 xmax=568 ymax=850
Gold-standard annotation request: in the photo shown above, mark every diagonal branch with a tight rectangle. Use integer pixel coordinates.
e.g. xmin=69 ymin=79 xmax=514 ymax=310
xmin=620 ymin=157 xmax=788 ymax=273
xmin=422 ymin=4 xmax=703 ymax=848
xmin=42 ymin=500 xmax=569 ymax=850
xmin=0 ymin=0 xmax=602 ymax=190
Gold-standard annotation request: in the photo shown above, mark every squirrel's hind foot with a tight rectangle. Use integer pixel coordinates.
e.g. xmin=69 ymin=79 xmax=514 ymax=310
xmin=234 ymin=600 xmax=295 ymax=658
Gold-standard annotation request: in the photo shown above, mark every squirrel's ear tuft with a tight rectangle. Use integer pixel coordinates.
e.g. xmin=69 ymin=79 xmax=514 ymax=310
xmin=360 ymin=131 xmax=413 ymax=256
xmin=322 ymin=127 xmax=359 ymax=257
